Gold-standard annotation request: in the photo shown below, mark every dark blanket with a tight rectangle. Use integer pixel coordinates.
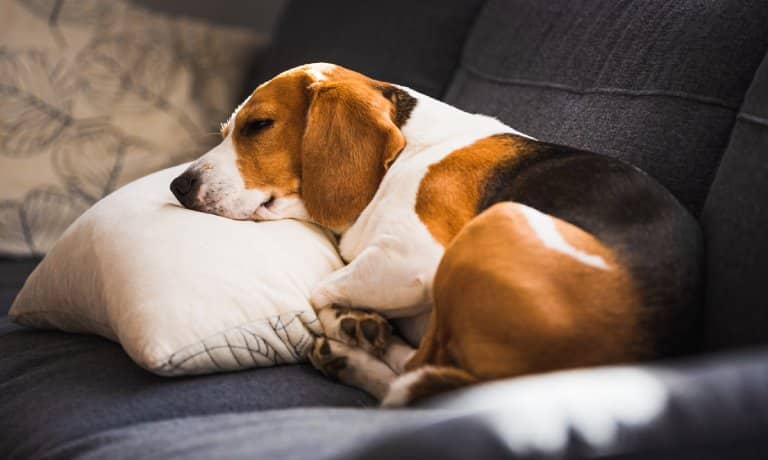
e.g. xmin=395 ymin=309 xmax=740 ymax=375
xmin=0 ymin=258 xmax=39 ymax=316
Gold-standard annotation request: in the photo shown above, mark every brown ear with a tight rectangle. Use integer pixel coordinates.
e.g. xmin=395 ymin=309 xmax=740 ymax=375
xmin=301 ymin=80 xmax=405 ymax=230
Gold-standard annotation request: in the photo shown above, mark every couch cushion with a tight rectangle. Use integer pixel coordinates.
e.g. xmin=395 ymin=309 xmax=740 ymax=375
xmin=0 ymin=318 xmax=374 ymax=459
xmin=701 ymin=52 xmax=768 ymax=350
xmin=445 ymin=0 xmax=768 ymax=214
xmin=0 ymin=258 xmax=39 ymax=316
xmin=247 ymin=0 xmax=486 ymax=98
xmin=15 ymin=347 xmax=768 ymax=460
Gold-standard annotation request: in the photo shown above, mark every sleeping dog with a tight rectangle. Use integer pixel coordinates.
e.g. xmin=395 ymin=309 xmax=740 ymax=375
xmin=170 ymin=63 xmax=701 ymax=405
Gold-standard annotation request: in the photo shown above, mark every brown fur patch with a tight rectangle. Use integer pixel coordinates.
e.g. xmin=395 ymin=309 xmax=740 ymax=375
xmin=232 ymin=68 xmax=313 ymax=197
xmin=407 ymin=202 xmax=647 ymax=382
xmin=415 ymin=134 xmax=528 ymax=246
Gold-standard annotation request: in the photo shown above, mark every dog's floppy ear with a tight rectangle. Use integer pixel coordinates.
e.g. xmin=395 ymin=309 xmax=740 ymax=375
xmin=301 ymin=79 xmax=405 ymax=230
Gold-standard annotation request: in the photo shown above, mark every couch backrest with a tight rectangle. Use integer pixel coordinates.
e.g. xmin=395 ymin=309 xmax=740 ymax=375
xmin=701 ymin=53 xmax=768 ymax=351
xmin=248 ymin=0 xmax=485 ymax=98
xmin=445 ymin=0 xmax=768 ymax=215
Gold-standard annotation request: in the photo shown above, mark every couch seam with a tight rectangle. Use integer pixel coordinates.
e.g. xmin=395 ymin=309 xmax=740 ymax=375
xmin=461 ymin=64 xmax=739 ymax=111
xmin=737 ymin=112 xmax=768 ymax=128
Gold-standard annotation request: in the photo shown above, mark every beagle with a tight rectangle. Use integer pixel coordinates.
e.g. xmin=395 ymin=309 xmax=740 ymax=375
xmin=171 ymin=63 xmax=701 ymax=405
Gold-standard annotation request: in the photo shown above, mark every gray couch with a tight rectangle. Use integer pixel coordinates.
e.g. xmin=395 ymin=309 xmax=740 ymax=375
xmin=3 ymin=1 xmax=768 ymax=458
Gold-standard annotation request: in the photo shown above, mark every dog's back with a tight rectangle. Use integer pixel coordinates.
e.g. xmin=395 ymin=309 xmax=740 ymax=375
xmin=384 ymin=136 xmax=702 ymax=406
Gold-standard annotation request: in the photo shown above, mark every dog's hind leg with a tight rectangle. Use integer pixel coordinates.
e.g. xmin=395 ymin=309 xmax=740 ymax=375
xmin=384 ymin=202 xmax=649 ymax=406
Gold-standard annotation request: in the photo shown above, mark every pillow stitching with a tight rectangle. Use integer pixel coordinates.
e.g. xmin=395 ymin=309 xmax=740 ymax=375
xmin=223 ymin=332 xmax=245 ymax=368
xmin=152 ymin=310 xmax=319 ymax=373
xmin=12 ymin=308 xmax=319 ymax=373
xmin=268 ymin=311 xmax=314 ymax=361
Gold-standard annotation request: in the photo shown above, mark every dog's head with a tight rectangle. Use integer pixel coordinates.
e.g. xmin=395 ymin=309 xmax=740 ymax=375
xmin=171 ymin=63 xmax=416 ymax=231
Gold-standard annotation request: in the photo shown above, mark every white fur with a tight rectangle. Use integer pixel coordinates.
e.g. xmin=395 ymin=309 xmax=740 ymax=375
xmin=305 ymin=62 xmax=336 ymax=82
xmin=518 ymin=205 xmax=609 ymax=269
xmin=380 ymin=367 xmax=429 ymax=407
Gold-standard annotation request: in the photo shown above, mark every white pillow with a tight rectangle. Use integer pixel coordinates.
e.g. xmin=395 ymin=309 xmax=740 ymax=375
xmin=9 ymin=164 xmax=342 ymax=376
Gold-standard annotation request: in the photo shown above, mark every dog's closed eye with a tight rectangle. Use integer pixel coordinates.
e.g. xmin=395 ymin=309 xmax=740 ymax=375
xmin=240 ymin=119 xmax=274 ymax=137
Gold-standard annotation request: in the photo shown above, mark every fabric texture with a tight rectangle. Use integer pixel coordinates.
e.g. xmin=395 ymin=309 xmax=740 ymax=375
xmin=248 ymin=0 xmax=486 ymax=98
xmin=129 ymin=0 xmax=287 ymax=30
xmin=4 ymin=339 xmax=768 ymax=460
xmin=0 ymin=318 xmax=374 ymax=460
xmin=0 ymin=0 xmax=265 ymax=256
xmin=445 ymin=0 xmax=768 ymax=214
xmin=9 ymin=164 xmax=343 ymax=375
xmin=701 ymin=52 xmax=768 ymax=350
xmin=0 ymin=258 xmax=38 ymax=315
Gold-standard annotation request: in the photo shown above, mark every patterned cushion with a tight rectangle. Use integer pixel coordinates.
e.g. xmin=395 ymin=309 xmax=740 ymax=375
xmin=0 ymin=0 xmax=264 ymax=256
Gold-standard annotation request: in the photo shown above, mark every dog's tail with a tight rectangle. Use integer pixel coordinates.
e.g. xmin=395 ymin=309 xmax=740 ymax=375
xmin=381 ymin=365 xmax=477 ymax=407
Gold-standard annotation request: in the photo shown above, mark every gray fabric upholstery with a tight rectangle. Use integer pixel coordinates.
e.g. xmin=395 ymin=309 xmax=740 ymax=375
xmin=248 ymin=0 xmax=486 ymax=98
xmin=702 ymin=52 xmax=768 ymax=350
xmin=445 ymin=0 xmax=768 ymax=214
xmin=0 ymin=318 xmax=374 ymax=459
xmin=21 ymin=348 xmax=768 ymax=460
xmin=0 ymin=259 xmax=39 ymax=316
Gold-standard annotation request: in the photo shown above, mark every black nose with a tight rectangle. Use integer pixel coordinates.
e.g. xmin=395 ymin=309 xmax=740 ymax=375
xmin=170 ymin=172 xmax=199 ymax=207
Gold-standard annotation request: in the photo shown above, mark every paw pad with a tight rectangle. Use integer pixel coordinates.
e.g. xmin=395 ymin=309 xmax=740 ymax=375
xmin=330 ymin=306 xmax=392 ymax=357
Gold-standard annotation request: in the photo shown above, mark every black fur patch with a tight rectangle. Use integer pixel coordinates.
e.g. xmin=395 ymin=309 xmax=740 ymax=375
xmin=478 ymin=134 xmax=703 ymax=357
xmin=378 ymin=84 xmax=417 ymax=127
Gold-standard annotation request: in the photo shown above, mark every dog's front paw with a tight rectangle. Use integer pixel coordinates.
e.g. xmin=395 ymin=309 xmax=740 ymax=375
xmin=308 ymin=336 xmax=348 ymax=380
xmin=308 ymin=334 xmax=397 ymax=399
xmin=318 ymin=306 xmax=392 ymax=357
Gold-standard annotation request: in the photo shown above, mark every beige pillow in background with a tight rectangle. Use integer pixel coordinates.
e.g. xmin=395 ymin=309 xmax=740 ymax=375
xmin=0 ymin=0 xmax=266 ymax=255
